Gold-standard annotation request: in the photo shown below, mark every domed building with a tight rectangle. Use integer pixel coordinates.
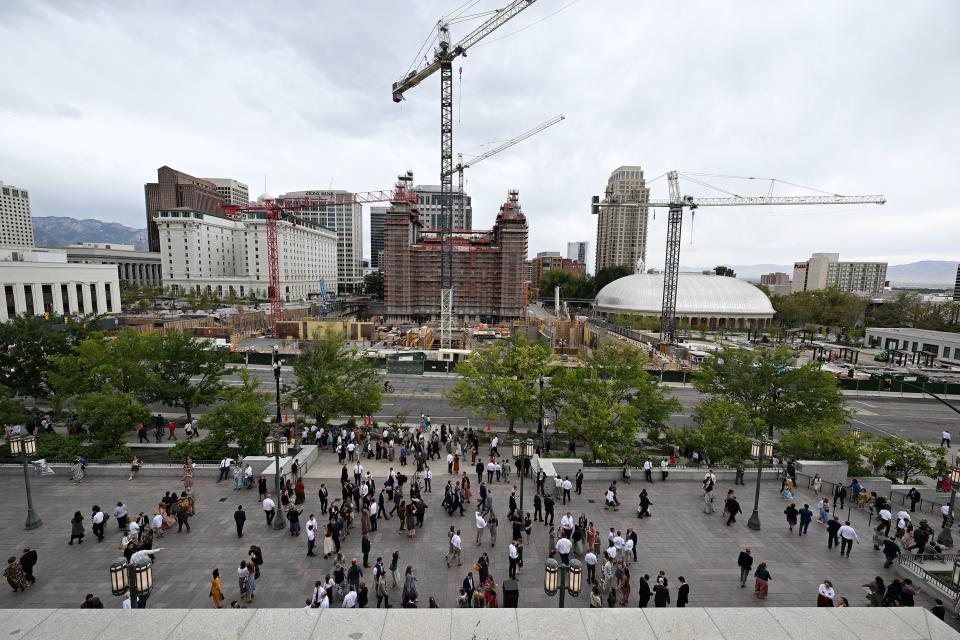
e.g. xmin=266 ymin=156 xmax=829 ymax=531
xmin=595 ymin=272 xmax=775 ymax=330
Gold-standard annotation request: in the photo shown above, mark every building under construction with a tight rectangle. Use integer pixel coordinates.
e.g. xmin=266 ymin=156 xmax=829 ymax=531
xmin=384 ymin=183 xmax=528 ymax=324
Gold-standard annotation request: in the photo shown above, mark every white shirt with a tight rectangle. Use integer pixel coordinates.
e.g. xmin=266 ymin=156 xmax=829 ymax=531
xmin=605 ymin=546 xmax=618 ymax=560
xmin=347 ymin=443 xmax=355 ymax=452
xmin=129 ymin=548 xmax=161 ymax=564
xmin=491 ymin=437 xmax=499 ymax=448
xmin=508 ymin=543 xmax=519 ymax=559
xmin=307 ymin=527 xmax=316 ymax=542
xmin=342 ymin=590 xmax=358 ymax=608
xmin=92 ymin=511 xmax=105 ymax=524
xmin=307 ymin=517 xmax=318 ymax=532
xmin=451 ymin=534 xmax=462 ymax=549
xmin=942 ymin=505 xmax=951 ymax=517
xmin=447 ymin=454 xmax=454 ymax=463
xmin=625 ymin=539 xmax=635 ymax=553
xmin=943 ymin=431 xmax=951 ymax=440
xmin=354 ymin=463 xmax=363 ymax=475
xmin=262 ymin=498 xmax=276 ymax=512
xmin=487 ymin=462 xmax=495 ymax=472
xmin=585 ymin=552 xmax=597 ymax=566
xmin=838 ymin=525 xmax=859 ymax=541
xmin=555 ymin=538 xmax=572 ymax=555
xmin=879 ymin=509 xmax=892 ymax=522
xmin=605 ymin=490 xmax=616 ymax=503
xmin=318 ymin=593 xmax=329 ymax=608
xmin=128 ymin=522 xmax=140 ymax=535
xmin=475 ymin=513 xmax=486 ymax=529
xmin=560 ymin=515 xmax=574 ymax=529
xmin=561 ymin=480 xmax=573 ymax=491
xmin=426 ymin=469 xmax=433 ymax=479
xmin=613 ymin=536 xmax=625 ymax=550
xmin=896 ymin=510 xmax=911 ymax=522
xmin=643 ymin=461 xmax=652 ymax=471
xmin=152 ymin=514 xmax=163 ymax=529
xmin=369 ymin=502 xmax=378 ymax=516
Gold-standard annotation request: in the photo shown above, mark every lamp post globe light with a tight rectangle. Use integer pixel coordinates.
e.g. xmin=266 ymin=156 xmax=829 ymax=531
xmin=747 ymin=439 xmax=773 ymax=531
xmin=265 ymin=435 xmax=289 ymax=530
xmin=272 ymin=346 xmax=283 ymax=424
xmin=937 ymin=467 xmax=960 ymax=547
xmin=544 ymin=557 xmax=582 ymax=607
xmin=512 ymin=439 xmax=535 ymax=512
xmin=110 ymin=556 xmax=153 ymax=608
xmin=10 ymin=435 xmax=42 ymax=530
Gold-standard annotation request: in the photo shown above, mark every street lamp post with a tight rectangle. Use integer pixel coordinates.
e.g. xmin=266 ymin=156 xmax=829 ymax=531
xmin=512 ymin=439 xmax=534 ymax=513
xmin=544 ymin=558 xmax=582 ymax=608
xmin=110 ymin=556 xmax=153 ymax=608
xmin=747 ymin=439 xmax=774 ymax=531
xmin=265 ymin=435 xmax=289 ymax=531
xmin=9 ymin=435 xmax=42 ymax=530
xmin=538 ymin=377 xmax=544 ymax=436
xmin=937 ymin=467 xmax=960 ymax=547
xmin=272 ymin=346 xmax=283 ymax=424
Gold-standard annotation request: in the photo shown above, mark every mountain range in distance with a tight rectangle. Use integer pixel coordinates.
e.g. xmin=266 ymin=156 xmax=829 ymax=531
xmin=31 ymin=216 xmax=957 ymax=287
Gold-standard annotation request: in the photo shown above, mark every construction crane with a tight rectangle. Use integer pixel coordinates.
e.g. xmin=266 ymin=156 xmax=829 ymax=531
xmin=593 ymin=171 xmax=886 ymax=344
xmin=222 ymin=177 xmax=417 ymax=334
xmin=444 ymin=114 xmax=565 ymax=227
xmin=393 ymin=0 xmax=540 ymax=348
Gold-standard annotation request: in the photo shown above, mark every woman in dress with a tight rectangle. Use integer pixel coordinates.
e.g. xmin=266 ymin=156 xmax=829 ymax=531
xmin=812 ymin=474 xmax=823 ymax=496
xmin=754 ymin=562 xmax=771 ymax=599
xmin=243 ymin=561 xmax=257 ymax=603
xmin=69 ymin=511 xmax=85 ymax=545
xmin=586 ymin=522 xmax=599 ymax=555
xmin=258 ymin=475 xmax=268 ymax=501
xmin=182 ymin=457 xmax=194 ymax=493
xmin=453 ymin=453 xmax=460 ymax=475
xmin=618 ymin=566 xmax=631 ymax=606
xmin=4 ymin=557 xmax=30 ymax=592
xmin=71 ymin=457 xmax=85 ymax=484
xmin=816 ymin=580 xmax=835 ymax=607
xmin=128 ymin=456 xmax=141 ymax=481
xmin=405 ymin=501 xmax=417 ymax=538
xmin=483 ymin=577 xmax=498 ymax=608
xmin=210 ymin=568 xmax=224 ymax=608
xmin=322 ymin=523 xmax=335 ymax=559
xmin=233 ymin=463 xmax=244 ymax=490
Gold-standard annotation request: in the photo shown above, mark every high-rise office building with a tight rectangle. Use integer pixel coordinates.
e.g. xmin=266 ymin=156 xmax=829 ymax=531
xmin=594 ymin=166 xmax=649 ymax=274
xmin=277 ymin=190 xmax=363 ymax=294
xmin=567 ymin=241 xmax=589 ymax=268
xmin=144 ymin=166 xmax=224 ymax=252
xmin=205 ymin=178 xmax=249 ymax=206
xmin=370 ymin=206 xmax=387 ymax=270
xmin=792 ymin=253 xmax=887 ymax=298
xmin=953 ymin=264 xmax=960 ymax=302
xmin=411 ymin=184 xmax=472 ymax=230
xmin=0 ymin=181 xmax=35 ymax=248
xmin=531 ymin=251 xmax=586 ymax=291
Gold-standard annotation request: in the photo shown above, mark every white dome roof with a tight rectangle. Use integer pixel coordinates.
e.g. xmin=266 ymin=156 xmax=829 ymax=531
xmin=596 ymin=273 xmax=774 ymax=317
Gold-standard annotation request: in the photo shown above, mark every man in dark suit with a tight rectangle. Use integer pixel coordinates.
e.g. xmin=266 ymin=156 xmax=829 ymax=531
xmin=676 ymin=576 xmax=689 ymax=607
xmin=637 ymin=574 xmax=651 ymax=607
xmin=462 ymin=572 xmax=476 ymax=607
xmin=234 ymin=505 xmax=246 ymax=538
xmin=725 ymin=497 xmax=742 ymax=526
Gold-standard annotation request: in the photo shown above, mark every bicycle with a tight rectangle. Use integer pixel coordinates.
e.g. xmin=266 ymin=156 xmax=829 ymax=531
xmin=383 ymin=383 xmax=396 ymax=394
xmin=32 ymin=459 xmax=55 ymax=476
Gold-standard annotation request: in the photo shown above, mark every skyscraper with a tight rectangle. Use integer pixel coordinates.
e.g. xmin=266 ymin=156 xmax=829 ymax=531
xmin=0 ymin=181 xmax=35 ymax=248
xmin=144 ymin=166 xmax=224 ymax=252
xmin=953 ymin=264 xmax=960 ymax=302
xmin=204 ymin=178 xmax=249 ymax=206
xmin=277 ymin=190 xmax=363 ymax=295
xmin=566 ymin=241 xmax=589 ymax=269
xmin=370 ymin=206 xmax=387 ymax=270
xmin=594 ymin=166 xmax=649 ymax=275
xmin=411 ymin=184 xmax=472 ymax=230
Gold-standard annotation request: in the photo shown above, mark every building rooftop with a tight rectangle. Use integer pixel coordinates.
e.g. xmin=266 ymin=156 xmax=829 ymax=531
xmin=596 ymin=273 xmax=775 ymax=316
xmin=866 ymin=327 xmax=960 ymax=342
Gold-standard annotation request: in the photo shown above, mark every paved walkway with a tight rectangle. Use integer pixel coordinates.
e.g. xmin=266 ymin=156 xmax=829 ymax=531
xmin=0 ymin=464 xmax=955 ymax=622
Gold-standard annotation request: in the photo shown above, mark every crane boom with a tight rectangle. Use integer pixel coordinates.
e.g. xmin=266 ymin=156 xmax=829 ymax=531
xmin=444 ymin=114 xmax=564 ymax=178
xmin=647 ymin=194 xmax=886 ymax=208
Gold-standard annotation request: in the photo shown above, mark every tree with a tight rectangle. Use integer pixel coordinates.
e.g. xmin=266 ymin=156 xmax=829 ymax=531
xmin=695 ymin=346 xmax=849 ymax=437
xmin=76 ymin=391 xmax=150 ymax=454
xmin=592 ymin=265 xmax=633 ymax=296
xmin=714 ymin=265 xmax=736 ymax=277
xmin=0 ymin=315 xmax=96 ymax=399
xmin=363 ymin=270 xmax=384 ymax=299
xmin=52 ymin=330 xmax=155 ymax=403
xmin=777 ymin=423 xmax=865 ymax=470
xmin=0 ymin=384 xmax=29 ymax=426
xmin=147 ymin=332 xmax=228 ymax=421
xmin=538 ymin=269 xmax=593 ymax=299
xmin=862 ymin=436 xmax=940 ymax=483
xmin=549 ymin=342 xmax=680 ymax=462
xmin=671 ymin=397 xmax=760 ymax=464
xmin=292 ymin=332 xmax=382 ymax=428
xmin=201 ymin=369 xmax=271 ymax=455
xmin=446 ymin=336 xmax=552 ymax=433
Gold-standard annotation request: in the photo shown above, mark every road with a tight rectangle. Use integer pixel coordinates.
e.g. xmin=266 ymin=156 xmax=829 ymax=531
xmin=227 ymin=366 xmax=960 ymax=445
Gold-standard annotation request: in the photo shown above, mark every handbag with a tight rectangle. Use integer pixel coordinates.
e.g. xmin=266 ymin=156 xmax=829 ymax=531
xmin=472 ymin=562 xmax=481 ymax=571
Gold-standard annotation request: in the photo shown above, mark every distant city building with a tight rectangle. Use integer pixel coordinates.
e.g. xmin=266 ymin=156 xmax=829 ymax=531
xmin=204 ymin=178 xmax=249 ymax=206
xmin=64 ymin=243 xmax=162 ymax=288
xmin=144 ymin=167 xmax=224 ymax=253
xmin=791 ymin=253 xmax=887 ymax=298
xmin=278 ymin=190 xmax=363 ymax=295
xmin=865 ymin=327 xmax=960 ymax=365
xmin=954 ymin=264 xmax=960 ymax=302
xmin=370 ymin=206 xmax=387 ymax=270
xmin=530 ymin=251 xmax=586 ymax=291
xmin=385 ymin=184 xmax=527 ymax=324
xmin=155 ymin=207 xmax=336 ymax=302
xmin=412 ymin=184 xmax=472 ymax=230
xmin=0 ymin=180 xmax=35 ymax=248
xmin=0 ymin=249 xmax=120 ymax=321
xmin=760 ymin=271 xmax=792 ymax=295
xmin=525 ymin=260 xmax=533 ymax=288
xmin=567 ymin=241 xmax=589 ymax=270
xmin=594 ymin=166 xmax=649 ymax=274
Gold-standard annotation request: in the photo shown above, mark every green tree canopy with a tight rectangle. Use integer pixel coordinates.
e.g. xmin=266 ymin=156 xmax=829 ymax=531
xmin=714 ymin=265 xmax=736 ymax=277
xmin=695 ymin=346 xmax=848 ymax=437
xmin=592 ymin=265 xmax=633 ymax=296
xmin=146 ymin=332 xmax=229 ymax=420
xmin=0 ymin=315 xmax=96 ymax=398
xmin=52 ymin=330 xmax=155 ymax=403
xmin=201 ymin=368 xmax=271 ymax=455
xmin=538 ymin=269 xmax=593 ymax=300
xmin=771 ymin=288 xmax=866 ymax=331
xmin=364 ymin=270 xmax=384 ymax=300
xmin=446 ymin=336 xmax=552 ymax=432
xmin=549 ymin=342 xmax=680 ymax=462
xmin=777 ymin=423 xmax=866 ymax=470
xmin=76 ymin=391 xmax=149 ymax=455
xmin=292 ymin=332 xmax=382 ymax=428
xmin=861 ymin=436 xmax=940 ymax=483
xmin=670 ymin=397 xmax=760 ymax=464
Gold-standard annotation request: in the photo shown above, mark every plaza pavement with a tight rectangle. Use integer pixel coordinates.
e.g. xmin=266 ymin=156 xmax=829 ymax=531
xmin=0 ymin=455 xmax=956 ymax=624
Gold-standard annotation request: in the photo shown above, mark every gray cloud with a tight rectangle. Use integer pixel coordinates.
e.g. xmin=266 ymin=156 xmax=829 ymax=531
xmin=0 ymin=0 xmax=956 ymax=270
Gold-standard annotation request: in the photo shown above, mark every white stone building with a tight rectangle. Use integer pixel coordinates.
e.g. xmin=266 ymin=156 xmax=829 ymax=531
xmin=278 ymin=190 xmax=364 ymax=295
xmin=0 ymin=180 xmax=35 ymax=248
xmin=65 ymin=243 xmax=162 ymax=288
xmin=0 ymin=250 xmax=121 ymax=321
xmin=156 ymin=207 xmax=336 ymax=302
xmin=865 ymin=327 xmax=960 ymax=364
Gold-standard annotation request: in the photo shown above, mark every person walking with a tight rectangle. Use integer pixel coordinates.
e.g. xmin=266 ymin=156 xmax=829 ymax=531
xmin=643 ymin=459 xmax=653 ymax=482
xmin=637 ymin=574 xmax=651 ymax=608
xmin=817 ymin=580 xmax=835 ymax=607
xmin=838 ymin=521 xmax=860 ymax=557
xmin=575 ymin=468 xmax=584 ymax=495
xmin=262 ymin=495 xmax=276 ymax=526
xmin=882 ymin=536 xmax=902 ymax=568
xmin=737 ymin=547 xmax=753 ymax=588
xmin=508 ymin=539 xmax=519 ymax=579
xmin=306 ymin=524 xmax=317 ymax=557
xmin=735 ymin=461 xmax=745 ymax=485
xmin=798 ymin=503 xmax=813 ymax=536
xmin=676 ymin=576 xmax=689 ymax=608
xmin=69 ymin=511 xmax=85 ymax=545
xmin=725 ymin=496 xmax=742 ymax=526
xmin=234 ymin=505 xmax=246 ymax=538
xmin=210 ymin=569 xmax=224 ymax=608
xmin=474 ymin=510 xmax=486 ymax=545
xmin=827 ymin=515 xmax=842 ymax=550
xmin=4 ymin=556 xmax=30 ymax=592
xmin=447 ymin=529 xmax=463 ymax=567
xmin=941 ymin=430 xmax=951 ymax=448
xmin=754 ymin=562 xmax=771 ymax=599
xmin=784 ymin=503 xmax=799 ymax=533
xmin=18 ymin=548 xmax=37 ymax=586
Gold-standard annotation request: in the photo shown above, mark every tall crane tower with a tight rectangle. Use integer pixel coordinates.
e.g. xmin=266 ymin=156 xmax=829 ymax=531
xmin=445 ymin=114 xmax=565 ymax=232
xmin=393 ymin=0 xmax=541 ymax=348
xmin=594 ymin=171 xmax=886 ymax=344
xmin=222 ymin=179 xmax=417 ymax=334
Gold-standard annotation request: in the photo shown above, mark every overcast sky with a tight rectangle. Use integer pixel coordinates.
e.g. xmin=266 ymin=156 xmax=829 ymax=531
xmin=1 ymin=1 xmax=957 ymax=270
